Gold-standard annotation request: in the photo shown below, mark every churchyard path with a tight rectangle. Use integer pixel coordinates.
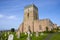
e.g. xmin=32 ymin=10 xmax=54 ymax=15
xmin=44 ymin=32 xmax=58 ymax=40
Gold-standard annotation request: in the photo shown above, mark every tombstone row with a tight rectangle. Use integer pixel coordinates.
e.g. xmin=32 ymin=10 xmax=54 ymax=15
xmin=7 ymin=31 xmax=44 ymax=40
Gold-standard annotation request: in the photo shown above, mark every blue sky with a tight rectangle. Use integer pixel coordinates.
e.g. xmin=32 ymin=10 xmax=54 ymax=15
xmin=0 ymin=0 xmax=60 ymax=30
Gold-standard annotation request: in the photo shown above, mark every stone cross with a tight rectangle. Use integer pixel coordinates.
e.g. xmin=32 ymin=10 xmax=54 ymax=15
xmin=8 ymin=34 xmax=14 ymax=40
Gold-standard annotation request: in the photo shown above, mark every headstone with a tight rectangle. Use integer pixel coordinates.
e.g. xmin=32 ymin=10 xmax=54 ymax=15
xmin=27 ymin=31 xmax=30 ymax=40
xmin=8 ymin=34 xmax=14 ymax=40
xmin=36 ymin=31 xmax=39 ymax=37
xmin=25 ymin=32 xmax=27 ymax=35
xmin=17 ymin=32 xmax=20 ymax=38
xmin=27 ymin=26 xmax=31 ymax=40
xmin=5 ymin=33 xmax=6 ymax=37
xmin=30 ymin=34 xmax=32 ymax=36
xmin=40 ymin=33 xmax=44 ymax=35
xmin=8 ymin=32 xmax=10 ymax=35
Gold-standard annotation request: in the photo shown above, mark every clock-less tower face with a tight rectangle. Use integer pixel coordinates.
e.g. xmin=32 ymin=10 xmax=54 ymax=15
xmin=23 ymin=4 xmax=39 ymax=32
xmin=24 ymin=5 xmax=38 ymax=21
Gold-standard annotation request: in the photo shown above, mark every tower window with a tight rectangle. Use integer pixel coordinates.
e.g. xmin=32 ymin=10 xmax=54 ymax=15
xmin=27 ymin=13 xmax=29 ymax=18
xmin=28 ymin=26 xmax=31 ymax=32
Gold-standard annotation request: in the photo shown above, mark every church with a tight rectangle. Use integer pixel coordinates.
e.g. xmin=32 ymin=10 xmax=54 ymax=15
xmin=17 ymin=4 xmax=57 ymax=33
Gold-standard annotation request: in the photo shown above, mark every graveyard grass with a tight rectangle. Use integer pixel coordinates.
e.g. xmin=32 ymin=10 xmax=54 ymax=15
xmin=1 ymin=32 xmax=60 ymax=40
xmin=50 ymin=32 xmax=60 ymax=40
xmin=14 ymin=33 xmax=49 ymax=40
xmin=2 ymin=32 xmax=49 ymax=40
xmin=31 ymin=33 xmax=48 ymax=40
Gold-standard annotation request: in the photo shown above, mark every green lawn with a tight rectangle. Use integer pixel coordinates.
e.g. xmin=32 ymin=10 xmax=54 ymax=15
xmin=2 ymin=32 xmax=60 ymax=40
xmin=50 ymin=33 xmax=60 ymax=40
xmin=31 ymin=33 xmax=48 ymax=40
xmin=1 ymin=30 xmax=60 ymax=40
xmin=0 ymin=32 xmax=48 ymax=40
xmin=14 ymin=33 xmax=48 ymax=40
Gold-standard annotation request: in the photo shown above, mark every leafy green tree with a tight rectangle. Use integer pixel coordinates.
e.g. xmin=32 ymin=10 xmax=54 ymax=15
xmin=11 ymin=28 xmax=15 ymax=32
xmin=57 ymin=27 xmax=59 ymax=30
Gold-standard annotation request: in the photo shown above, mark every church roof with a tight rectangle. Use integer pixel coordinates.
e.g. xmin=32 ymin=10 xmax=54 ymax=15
xmin=40 ymin=18 xmax=50 ymax=21
xmin=39 ymin=18 xmax=53 ymax=24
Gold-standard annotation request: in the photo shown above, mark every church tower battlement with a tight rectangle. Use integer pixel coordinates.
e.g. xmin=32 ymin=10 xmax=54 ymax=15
xmin=24 ymin=4 xmax=39 ymax=21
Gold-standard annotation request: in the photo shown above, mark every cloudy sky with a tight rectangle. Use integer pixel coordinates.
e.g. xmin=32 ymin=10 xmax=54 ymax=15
xmin=0 ymin=0 xmax=60 ymax=30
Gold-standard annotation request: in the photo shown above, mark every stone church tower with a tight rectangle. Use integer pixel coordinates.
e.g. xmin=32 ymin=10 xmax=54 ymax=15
xmin=23 ymin=4 xmax=38 ymax=32
xmin=17 ymin=4 xmax=57 ymax=33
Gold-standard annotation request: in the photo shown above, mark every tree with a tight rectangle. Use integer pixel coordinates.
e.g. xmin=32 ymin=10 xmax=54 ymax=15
xmin=57 ymin=27 xmax=59 ymax=30
xmin=11 ymin=28 xmax=15 ymax=32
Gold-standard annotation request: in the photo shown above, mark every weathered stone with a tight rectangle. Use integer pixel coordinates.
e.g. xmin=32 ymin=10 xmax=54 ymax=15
xmin=17 ymin=4 xmax=57 ymax=33
xmin=17 ymin=32 xmax=20 ymax=38
xmin=8 ymin=34 xmax=14 ymax=40
xmin=36 ymin=31 xmax=39 ymax=37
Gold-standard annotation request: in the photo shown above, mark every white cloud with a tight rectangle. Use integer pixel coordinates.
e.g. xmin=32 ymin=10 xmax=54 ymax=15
xmin=7 ymin=15 xmax=17 ymax=20
xmin=0 ymin=14 xmax=18 ymax=20
xmin=0 ymin=14 xmax=4 ymax=18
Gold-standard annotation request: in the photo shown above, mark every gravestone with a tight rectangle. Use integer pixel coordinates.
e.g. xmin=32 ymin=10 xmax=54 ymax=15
xmin=36 ymin=31 xmax=39 ymax=37
xmin=17 ymin=32 xmax=20 ymax=38
xmin=25 ymin=32 xmax=27 ymax=35
xmin=27 ymin=31 xmax=30 ymax=40
xmin=27 ymin=26 xmax=31 ymax=40
xmin=8 ymin=34 xmax=14 ymax=40
xmin=8 ymin=32 xmax=10 ymax=35
xmin=40 ymin=33 xmax=44 ymax=35
xmin=30 ymin=34 xmax=32 ymax=36
xmin=5 ymin=33 xmax=6 ymax=37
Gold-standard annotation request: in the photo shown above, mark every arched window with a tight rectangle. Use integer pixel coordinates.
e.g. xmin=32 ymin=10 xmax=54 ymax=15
xmin=27 ymin=13 xmax=29 ymax=18
xmin=28 ymin=26 xmax=30 ymax=31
